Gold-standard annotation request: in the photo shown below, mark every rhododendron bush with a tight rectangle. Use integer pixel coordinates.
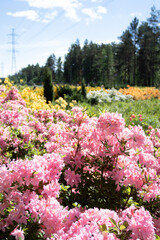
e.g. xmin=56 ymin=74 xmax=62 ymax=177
xmin=0 ymin=86 xmax=160 ymax=240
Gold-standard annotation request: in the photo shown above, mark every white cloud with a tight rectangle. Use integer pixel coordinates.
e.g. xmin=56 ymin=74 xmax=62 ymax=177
xmin=65 ymin=7 xmax=80 ymax=21
xmin=23 ymin=0 xmax=81 ymax=9
xmin=22 ymin=0 xmax=81 ymax=21
xmin=82 ymin=6 xmax=107 ymax=23
xmin=130 ymin=12 xmax=142 ymax=17
xmin=97 ymin=6 xmax=107 ymax=14
xmin=42 ymin=11 xmax=58 ymax=23
xmin=7 ymin=10 xmax=39 ymax=21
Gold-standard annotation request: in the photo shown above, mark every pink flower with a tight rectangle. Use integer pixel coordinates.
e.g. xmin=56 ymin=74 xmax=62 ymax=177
xmin=131 ymin=114 xmax=136 ymax=118
xmin=97 ymin=112 xmax=125 ymax=136
xmin=65 ymin=169 xmax=81 ymax=187
xmin=122 ymin=206 xmax=155 ymax=240
xmin=11 ymin=227 xmax=24 ymax=240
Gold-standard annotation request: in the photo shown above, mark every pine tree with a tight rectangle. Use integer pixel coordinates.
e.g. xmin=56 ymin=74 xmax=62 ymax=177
xmin=43 ymin=67 xmax=54 ymax=104
xmin=117 ymin=30 xmax=134 ymax=86
xmin=137 ymin=22 xmax=153 ymax=86
xmin=129 ymin=17 xmax=139 ymax=85
xmin=46 ymin=54 xmax=56 ymax=82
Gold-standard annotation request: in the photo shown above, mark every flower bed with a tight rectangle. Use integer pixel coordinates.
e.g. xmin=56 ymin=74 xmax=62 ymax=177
xmin=0 ymin=85 xmax=159 ymax=239
xmin=119 ymin=86 xmax=160 ymax=100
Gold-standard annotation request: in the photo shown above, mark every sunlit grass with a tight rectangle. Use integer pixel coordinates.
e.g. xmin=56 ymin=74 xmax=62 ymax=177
xmin=79 ymin=98 xmax=160 ymax=129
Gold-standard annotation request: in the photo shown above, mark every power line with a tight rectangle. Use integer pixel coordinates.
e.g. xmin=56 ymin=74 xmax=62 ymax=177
xmin=29 ymin=10 xmax=64 ymax=41
xmin=53 ymin=21 xmax=80 ymax=39
xmin=8 ymin=28 xmax=18 ymax=75
xmin=16 ymin=9 xmax=47 ymax=41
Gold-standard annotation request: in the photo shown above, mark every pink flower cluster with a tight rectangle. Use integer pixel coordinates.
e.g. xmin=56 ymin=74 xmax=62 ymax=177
xmin=2 ymin=86 xmax=26 ymax=106
xmin=0 ymin=94 xmax=51 ymax=164
xmin=0 ymin=153 xmax=63 ymax=232
xmin=47 ymin=206 xmax=155 ymax=240
xmin=0 ymin=86 xmax=159 ymax=239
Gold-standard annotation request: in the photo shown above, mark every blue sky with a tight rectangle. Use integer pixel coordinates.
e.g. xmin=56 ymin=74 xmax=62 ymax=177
xmin=0 ymin=0 xmax=160 ymax=77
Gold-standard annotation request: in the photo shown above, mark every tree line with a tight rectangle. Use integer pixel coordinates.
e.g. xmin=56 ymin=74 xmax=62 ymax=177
xmin=9 ymin=6 xmax=160 ymax=88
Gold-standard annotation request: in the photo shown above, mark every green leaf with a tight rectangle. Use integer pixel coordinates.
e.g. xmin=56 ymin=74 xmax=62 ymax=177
xmin=126 ymin=187 xmax=131 ymax=195
xmin=0 ymin=193 xmax=4 ymax=202
xmin=108 ymin=227 xmax=118 ymax=234
xmin=156 ymin=234 xmax=160 ymax=240
xmin=119 ymin=225 xmax=126 ymax=231
xmin=60 ymin=184 xmax=70 ymax=191
xmin=72 ymin=202 xmax=81 ymax=208
xmin=31 ymin=171 xmax=39 ymax=178
xmin=123 ymin=221 xmax=129 ymax=228
xmin=109 ymin=217 xmax=118 ymax=227
xmin=99 ymin=224 xmax=107 ymax=232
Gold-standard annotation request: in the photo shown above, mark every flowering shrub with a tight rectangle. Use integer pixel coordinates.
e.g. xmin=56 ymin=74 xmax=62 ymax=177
xmin=87 ymin=88 xmax=133 ymax=103
xmin=0 ymin=85 xmax=159 ymax=239
xmin=20 ymin=86 xmax=53 ymax=110
xmin=119 ymin=86 xmax=160 ymax=100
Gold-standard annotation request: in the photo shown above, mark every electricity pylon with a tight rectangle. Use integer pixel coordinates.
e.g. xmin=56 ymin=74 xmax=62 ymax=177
xmin=8 ymin=28 xmax=18 ymax=75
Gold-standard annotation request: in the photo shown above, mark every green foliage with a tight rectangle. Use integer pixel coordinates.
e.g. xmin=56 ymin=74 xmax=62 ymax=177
xmin=0 ymin=219 xmax=44 ymax=240
xmin=156 ymin=234 xmax=160 ymax=239
xmin=45 ymin=53 xmax=56 ymax=82
xmin=79 ymin=98 xmax=160 ymax=130
xmin=43 ymin=67 xmax=54 ymax=104
xmin=81 ymin=78 xmax=86 ymax=98
xmin=1 ymin=126 xmax=47 ymax=162
xmin=99 ymin=218 xmax=132 ymax=240
xmin=55 ymin=84 xmax=85 ymax=103
xmin=9 ymin=63 xmax=44 ymax=86
xmin=59 ymin=155 xmax=140 ymax=210
xmin=56 ymin=57 xmax=64 ymax=83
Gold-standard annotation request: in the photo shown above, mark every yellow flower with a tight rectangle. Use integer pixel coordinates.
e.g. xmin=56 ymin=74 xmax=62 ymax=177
xmin=54 ymin=104 xmax=61 ymax=110
xmin=69 ymin=103 xmax=74 ymax=108
xmin=61 ymin=103 xmax=67 ymax=109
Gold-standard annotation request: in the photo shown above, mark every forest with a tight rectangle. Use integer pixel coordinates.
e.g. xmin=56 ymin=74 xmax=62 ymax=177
xmin=9 ymin=6 xmax=160 ymax=88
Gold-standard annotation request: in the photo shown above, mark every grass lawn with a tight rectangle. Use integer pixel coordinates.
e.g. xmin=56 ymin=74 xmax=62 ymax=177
xmin=79 ymin=98 xmax=160 ymax=130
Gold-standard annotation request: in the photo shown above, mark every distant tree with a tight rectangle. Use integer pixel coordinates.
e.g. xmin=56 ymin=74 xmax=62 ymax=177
xmin=98 ymin=44 xmax=114 ymax=88
xmin=117 ymin=30 xmax=134 ymax=86
xmin=9 ymin=63 xmax=43 ymax=85
xmin=56 ymin=57 xmax=64 ymax=83
xmin=137 ymin=22 xmax=153 ymax=86
xmin=46 ymin=54 xmax=56 ymax=82
xmin=43 ymin=67 xmax=54 ymax=103
xmin=129 ymin=17 xmax=139 ymax=85
xmin=147 ymin=5 xmax=160 ymax=86
xmin=64 ymin=39 xmax=82 ymax=85
xmin=82 ymin=40 xmax=101 ymax=86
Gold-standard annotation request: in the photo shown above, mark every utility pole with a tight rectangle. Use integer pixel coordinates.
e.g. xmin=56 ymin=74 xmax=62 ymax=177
xmin=8 ymin=28 xmax=17 ymax=75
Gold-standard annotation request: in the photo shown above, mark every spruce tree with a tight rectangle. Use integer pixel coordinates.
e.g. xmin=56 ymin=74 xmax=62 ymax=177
xmin=81 ymin=78 xmax=86 ymax=99
xmin=43 ymin=67 xmax=54 ymax=103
